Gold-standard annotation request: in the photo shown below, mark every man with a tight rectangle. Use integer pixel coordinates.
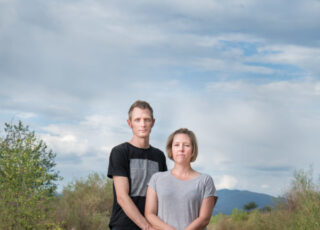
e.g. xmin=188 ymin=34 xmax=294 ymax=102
xmin=108 ymin=100 xmax=167 ymax=230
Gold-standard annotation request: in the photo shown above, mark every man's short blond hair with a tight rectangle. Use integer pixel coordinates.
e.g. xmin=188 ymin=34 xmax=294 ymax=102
xmin=128 ymin=100 xmax=154 ymax=120
xmin=166 ymin=128 xmax=198 ymax=162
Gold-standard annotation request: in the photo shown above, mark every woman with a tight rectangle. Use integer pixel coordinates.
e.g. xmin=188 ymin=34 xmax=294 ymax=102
xmin=145 ymin=128 xmax=217 ymax=230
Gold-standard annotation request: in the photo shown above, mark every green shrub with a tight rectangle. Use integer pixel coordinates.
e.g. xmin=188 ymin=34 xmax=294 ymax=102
xmin=287 ymin=168 xmax=320 ymax=229
xmin=210 ymin=213 xmax=225 ymax=225
xmin=0 ymin=121 xmax=61 ymax=230
xmin=231 ymin=209 xmax=248 ymax=222
xmin=208 ymin=168 xmax=320 ymax=230
xmin=54 ymin=173 xmax=113 ymax=230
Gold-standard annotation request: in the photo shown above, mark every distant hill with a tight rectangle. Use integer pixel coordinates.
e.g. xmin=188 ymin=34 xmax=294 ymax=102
xmin=213 ymin=189 xmax=279 ymax=215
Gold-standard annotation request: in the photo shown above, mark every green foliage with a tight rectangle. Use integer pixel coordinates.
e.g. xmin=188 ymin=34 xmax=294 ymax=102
xmin=210 ymin=213 xmax=225 ymax=225
xmin=244 ymin=202 xmax=258 ymax=212
xmin=0 ymin=121 xmax=61 ymax=229
xmin=259 ymin=205 xmax=271 ymax=213
xmin=208 ymin=167 xmax=320 ymax=230
xmin=231 ymin=209 xmax=248 ymax=222
xmin=54 ymin=173 xmax=113 ymax=230
xmin=286 ymin=168 xmax=320 ymax=229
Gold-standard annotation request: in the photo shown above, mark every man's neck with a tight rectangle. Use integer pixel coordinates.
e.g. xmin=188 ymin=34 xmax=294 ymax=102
xmin=129 ymin=136 xmax=150 ymax=149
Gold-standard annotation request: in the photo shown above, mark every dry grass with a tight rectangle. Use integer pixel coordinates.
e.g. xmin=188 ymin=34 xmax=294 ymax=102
xmin=208 ymin=168 xmax=320 ymax=230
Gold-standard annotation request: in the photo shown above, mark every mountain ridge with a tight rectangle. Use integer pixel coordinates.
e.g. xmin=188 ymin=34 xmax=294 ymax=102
xmin=213 ymin=189 xmax=280 ymax=215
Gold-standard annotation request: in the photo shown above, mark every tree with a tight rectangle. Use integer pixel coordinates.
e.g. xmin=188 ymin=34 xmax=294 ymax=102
xmin=0 ymin=121 xmax=61 ymax=229
xmin=244 ymin=201 xmax=258 ymax=212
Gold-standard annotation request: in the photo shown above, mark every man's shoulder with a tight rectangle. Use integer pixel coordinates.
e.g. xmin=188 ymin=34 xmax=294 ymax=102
xmin=149 ymin=145 xmax=165 ymax=155
xmin=112 ymin=142 xmax=129 ymax=151
xmin=149 ymin=146 xmax=166 ymax=162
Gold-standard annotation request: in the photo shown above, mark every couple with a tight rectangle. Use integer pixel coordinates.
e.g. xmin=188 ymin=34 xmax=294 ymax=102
xmin=108 ymin=100 xmax=218 ymax=230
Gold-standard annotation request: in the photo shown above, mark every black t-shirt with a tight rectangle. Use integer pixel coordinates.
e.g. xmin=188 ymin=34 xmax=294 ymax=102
xmin=107 ymin=142 xmax=167 ymax=230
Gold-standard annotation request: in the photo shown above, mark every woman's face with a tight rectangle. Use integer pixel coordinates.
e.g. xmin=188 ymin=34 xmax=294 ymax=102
xmin=172 ymin=133 xmax=193 ymax=164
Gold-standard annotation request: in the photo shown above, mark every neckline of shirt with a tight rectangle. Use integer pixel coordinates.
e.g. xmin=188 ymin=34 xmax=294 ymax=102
xmin=126 ymin=141 xmax=152 ymax=150
xmin=169 ymin=170 xmax=202 ymax=182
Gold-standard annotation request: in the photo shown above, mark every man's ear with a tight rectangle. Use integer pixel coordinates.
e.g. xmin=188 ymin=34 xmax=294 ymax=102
xmin=127 ymin=119 xmax=132 ymax=128
xmin=151 ymin=119 xmax=155 ymax=128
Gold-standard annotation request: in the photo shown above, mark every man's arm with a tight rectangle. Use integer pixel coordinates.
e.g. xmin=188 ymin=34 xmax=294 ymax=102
xmin=184 ymin=196 xmax=217 ymax=230
xmin=113 ymin=176 xmax=154 ymax=230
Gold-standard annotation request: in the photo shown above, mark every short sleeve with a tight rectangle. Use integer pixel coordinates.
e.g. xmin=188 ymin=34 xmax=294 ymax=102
xmin=148 ymin=172 xmax=159 ymax=192
xmin=203 ymin=175 xmax=217 ymax=199
xmin=107 ymin=146 xmax=128 ymax=178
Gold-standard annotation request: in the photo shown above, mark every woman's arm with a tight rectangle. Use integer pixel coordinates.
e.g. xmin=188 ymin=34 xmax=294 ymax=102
xmin=145 ymin=186 xmax=177 ymax=230
xmin=185 ymin=196 xmax=217 ymax=230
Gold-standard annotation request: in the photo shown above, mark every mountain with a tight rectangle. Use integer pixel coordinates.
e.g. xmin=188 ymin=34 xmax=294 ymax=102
xmin=213 ymin=189 xmax=279 ymax=215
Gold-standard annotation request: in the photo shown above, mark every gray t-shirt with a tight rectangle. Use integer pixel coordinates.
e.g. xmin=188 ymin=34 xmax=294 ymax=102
xmin=148 ymin=171 xmax=217 ymax=230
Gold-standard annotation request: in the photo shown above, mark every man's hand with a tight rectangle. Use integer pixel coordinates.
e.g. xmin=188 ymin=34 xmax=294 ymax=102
xmin=113 ymin=176 xmax=152 ymax=230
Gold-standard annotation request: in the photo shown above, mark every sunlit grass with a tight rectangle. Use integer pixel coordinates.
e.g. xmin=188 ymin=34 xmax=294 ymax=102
xmin=208 ymin=168 xmax=320 ymax=230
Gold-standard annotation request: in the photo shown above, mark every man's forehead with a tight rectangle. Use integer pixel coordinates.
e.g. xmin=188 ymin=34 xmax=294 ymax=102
xmin=131 ymin=107 xmax=152 ymax=117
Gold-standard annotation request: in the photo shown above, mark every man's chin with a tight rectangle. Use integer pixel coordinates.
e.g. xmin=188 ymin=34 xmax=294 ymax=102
xmin=141 ymin=131 xmax=151 ymax=135
xmin=136 ymin=133 xmax=150 ymax=138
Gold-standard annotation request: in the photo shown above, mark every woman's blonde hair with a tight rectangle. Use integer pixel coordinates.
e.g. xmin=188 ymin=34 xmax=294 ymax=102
xmin=166 ymin=128 xmax=198 ymax=162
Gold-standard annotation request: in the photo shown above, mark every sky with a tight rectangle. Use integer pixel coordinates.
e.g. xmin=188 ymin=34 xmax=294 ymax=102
xmin=1 ymin=0 xmax=320 ymax=197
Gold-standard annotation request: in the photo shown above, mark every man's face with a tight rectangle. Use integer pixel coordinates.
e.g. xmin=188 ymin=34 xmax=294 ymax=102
xmin=128 ymin=108 xmax=155 ymax=138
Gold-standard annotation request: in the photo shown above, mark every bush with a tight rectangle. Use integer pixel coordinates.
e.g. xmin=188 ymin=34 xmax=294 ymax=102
xmin=54 ymin=173 xmax=113 ymax=230
xmin=244 ymin=202 xmax=258 ymax=212
xmin=286 ymin=168 xmax=320 ymax=229
xmin=231 ymin=209 xmax=248 ymax=222
xmin=208 ymin=167 xmax=320 ymax=230
xmin=210 ymin=213 xmax=225 ymax=225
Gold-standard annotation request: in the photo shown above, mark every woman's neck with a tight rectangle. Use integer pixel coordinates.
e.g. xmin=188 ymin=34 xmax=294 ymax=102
xmin=171 ymin=164 xmax=198 ymax=180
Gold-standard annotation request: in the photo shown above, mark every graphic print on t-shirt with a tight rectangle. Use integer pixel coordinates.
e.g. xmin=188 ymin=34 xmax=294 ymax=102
xmin=130 ymin=159 xmax=159 ymax=196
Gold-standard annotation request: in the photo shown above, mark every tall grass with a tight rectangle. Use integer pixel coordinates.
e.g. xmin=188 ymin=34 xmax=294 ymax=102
xmin=209 ymin=168 xmax=320 ymax=230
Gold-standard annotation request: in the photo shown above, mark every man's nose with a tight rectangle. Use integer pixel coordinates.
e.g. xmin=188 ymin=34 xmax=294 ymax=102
xmin=140 ymin=120 xmax=146 ymax=126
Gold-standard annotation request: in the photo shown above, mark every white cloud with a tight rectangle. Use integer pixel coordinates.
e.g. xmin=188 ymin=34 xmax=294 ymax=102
xmin=256 ymin=45 xmax=320 ymax=76
xmin=40 ymin=127 xmax=89 ymax=156
xmin=216 ymin=175 xmax=238 ymax=190
xmin=15 ymin=112 xmax=36 ymax=119
xmin=195 ymin=57 xmax=274 ymax=74
xmin=1 ymin=0 xmax=320 ymax=196
xmin=39 ymin=114 xmax=129 ymax=158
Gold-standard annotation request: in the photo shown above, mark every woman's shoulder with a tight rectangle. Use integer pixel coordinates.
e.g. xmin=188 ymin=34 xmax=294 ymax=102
xmin=151 ymin=170 xmax=170 ymax=180
xmin=198 ymin=173 xmax=214 ymax=183
xmin=149 ymin=171 xmax=171 ymax=186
